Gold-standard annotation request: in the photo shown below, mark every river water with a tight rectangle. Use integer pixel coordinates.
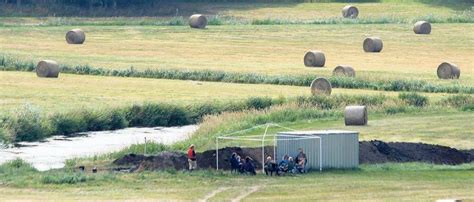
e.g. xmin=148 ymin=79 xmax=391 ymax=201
xmin=0 ymin=125 xmax=198 ymax=171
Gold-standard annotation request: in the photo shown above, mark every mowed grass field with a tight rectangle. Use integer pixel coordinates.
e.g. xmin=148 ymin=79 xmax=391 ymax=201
xmin=0 ymin=71 xmax=454 ymax=114
xmin=216 ymin=1 xmax=471 ymax=20
xmin=0 ymin=23 xmax=473 ymax=85
xmin=0 ymin=71 xmax=408 ymax=113
xmin=0 ymin=164 xmax=473 ymax=201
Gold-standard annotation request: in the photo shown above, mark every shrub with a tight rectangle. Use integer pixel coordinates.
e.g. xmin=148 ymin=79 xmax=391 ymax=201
xmin=462 ymin=104 xmax=474 ymax=111
xmin=41 ymin=173 xmax=92 ymax=184
xmin=297 ymin=95 xmax=336 ymax=110
xmin=245 ymin=97 xmax=273 ymax=110
xmin=296 ymin=94 xmax=386 ymax=109
xmin=385 ymin=106 xmax=407 ymax=115
xmin=49 ymin=112 xmax=88 ymax=136
xmin=2 ymin=104 xmax=48 ymax=142
xmin=125 ymin=103 xmax=191 ymax=127
xmin=0 ymin=158 xmax=36 ymax=173
xmin=207 ymin=16 xmax=224 ymax=25
xmin=440 ymin=94 xmax=473 ymax=108
xmin=398 ymin=92 xmax=428 ymax=107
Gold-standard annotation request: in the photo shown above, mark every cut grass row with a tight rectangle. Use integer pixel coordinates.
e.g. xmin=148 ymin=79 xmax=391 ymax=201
xmin=1 ymin=24 xmax=472 ymax=86
xmin=2 ymin=56 xmax=473 ymax=95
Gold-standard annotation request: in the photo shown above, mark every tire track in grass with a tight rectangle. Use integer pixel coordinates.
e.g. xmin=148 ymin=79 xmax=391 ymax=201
xmin=231 ymin=186 xmax=261 ymax=202
xmin=199 ymin=187 xmax=229 ymax=202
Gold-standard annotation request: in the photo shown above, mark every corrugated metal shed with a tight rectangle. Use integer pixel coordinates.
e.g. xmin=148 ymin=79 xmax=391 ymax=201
xmin=276 ymin=130 xmax=359 ymax=170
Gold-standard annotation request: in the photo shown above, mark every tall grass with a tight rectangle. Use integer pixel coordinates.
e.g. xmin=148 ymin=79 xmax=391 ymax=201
xmin=398 ymin=92 xmax=428 ymax=107
xmin=0 ymin=97 xmax=285 ymax=143
xmin=1 ymin=55 xmax=472 ymax=94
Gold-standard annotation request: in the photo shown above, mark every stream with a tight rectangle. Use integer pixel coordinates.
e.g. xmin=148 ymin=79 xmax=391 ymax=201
xmin=0 ymin=125 xmax=198 ymax=171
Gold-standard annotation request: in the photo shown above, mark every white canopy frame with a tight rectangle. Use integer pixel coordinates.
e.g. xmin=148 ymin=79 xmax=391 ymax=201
xmin=215 ymin=123 xmax=322 ymax=172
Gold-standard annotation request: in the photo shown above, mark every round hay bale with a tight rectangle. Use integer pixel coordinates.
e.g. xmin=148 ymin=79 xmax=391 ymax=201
xmin=66 ymin=29 xmax=86 ymax=44
xmin=36 ymin=60 xmax=59 ymax=78
xmin=310 ymin=77 xmax=332 ymax=96
xmin=345 ymin=106 xmax=368 ymax=126
xmin=304 ymin=50 xmax=326 ymax=67
xmin=342 ymin=5 xmax=359 ymax=19
xmin=437 ymin=62 xmax=460 ymax=79
xmin=363 ymin=37 xmax=383 ymax=53
xmin=413 ymin=21 xmax=431 ymax=34
xmin=333 ymin=65 xmax=355 ymax=77
xmin=189 ymin=14 xmax=207 ymax=29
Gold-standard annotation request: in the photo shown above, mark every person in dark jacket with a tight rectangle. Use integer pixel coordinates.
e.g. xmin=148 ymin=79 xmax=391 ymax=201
xmin=187 ymin=144 xmax=197 ymax=171
xmin=244 ymin=156 xmax=256 ymax=175
xmin=278 ymin=155 xmax=290 ymax=174
xmin=230 ymin=152 xmax=240 ymax=173
xmin=264 ymin=156 xmax=277 ymax=176
xmin=237 ymin=155 xmax=245 ymax=174
xmin=288 ymin=156 xmax=296 ymax=173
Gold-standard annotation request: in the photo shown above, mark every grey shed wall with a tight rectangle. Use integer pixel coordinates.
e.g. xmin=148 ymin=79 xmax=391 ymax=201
xmin=276 ymin=130 xmax=359 ymax=170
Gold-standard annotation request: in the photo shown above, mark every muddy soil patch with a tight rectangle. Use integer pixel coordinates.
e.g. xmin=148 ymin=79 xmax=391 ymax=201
xmin=360 ymin=140 xmax=472 ymax=165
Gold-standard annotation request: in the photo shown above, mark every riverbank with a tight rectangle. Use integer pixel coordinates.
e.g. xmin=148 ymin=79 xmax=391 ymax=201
xmin=0 ymin=125 xmax=197 ymax=171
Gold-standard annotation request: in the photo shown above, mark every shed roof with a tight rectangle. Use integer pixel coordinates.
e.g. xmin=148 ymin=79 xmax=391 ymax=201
xmin=278 ymin=130 xmax=358 ymax=135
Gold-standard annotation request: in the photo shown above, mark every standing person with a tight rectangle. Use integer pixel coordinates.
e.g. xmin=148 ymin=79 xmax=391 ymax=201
xmin=230 ymin=152 xmax=240 ymax=174
xmin=187 ymin=144 xmax=197 ymax=171
xmin=295 ymin=148 xmax=307 ymax=173
xmin=237 ymin=155 xmax=245 ymax=174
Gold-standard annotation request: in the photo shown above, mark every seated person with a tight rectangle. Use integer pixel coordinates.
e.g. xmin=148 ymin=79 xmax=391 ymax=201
xmin=264 ymin=156 xmax=277 ymax=176
xmin=278 ymin=155 xmax=290 ymax=174
xmin=244 ymin=156 xmax=256 ymax=175
xmin=287 ymin=157 xmax=296 ymax=173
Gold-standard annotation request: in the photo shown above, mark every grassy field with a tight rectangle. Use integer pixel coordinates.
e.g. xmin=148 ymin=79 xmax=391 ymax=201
xmin=0 ymin=2 xmax=472 ymax=25
xmin=0 ymin=71 xmax=452 ymax=114
xmin=0 ymin=163 xmax=473 ymax=201
xmin=0 ymin=23 xmax=472 ymax=86
xmin=0 ymin=1 xmax=473 ymax=200
xmin=178 ymin=106 xmax=473 ymax=151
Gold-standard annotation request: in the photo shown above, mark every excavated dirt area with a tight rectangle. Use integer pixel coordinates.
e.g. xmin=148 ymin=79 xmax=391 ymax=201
xmin=113 ymin=140 xmax=473 ymax=171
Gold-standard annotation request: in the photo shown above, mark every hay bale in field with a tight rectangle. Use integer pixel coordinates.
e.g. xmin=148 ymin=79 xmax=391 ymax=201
xmin=437 ymin=62 xmax=460 ymax=79
xmin=333 ymin=65 xmax=355 ymax=77
xmin=345 ymin=106 xmax=368 ymax=126
xmin=36 ymin=60 xmax=59 ymax=78
xmin=310 ymin=77 xmax=332 ymax=96
xmin=304 ymin=50 xmax=326 ymax=67
xmin=66 ymin=29 xmax=86 ymax=44
xmin=436 ymin=199 xmax=462 ymax=202
xmin=342 ymin=5 xmax=359 ymax=19
xmin=189 ymin=14 xmax=207 ymax=29
xmin=413 ymin=21 xmax=431 ymax=34
xmin=363 ymin=37 xmax=383 ymax=52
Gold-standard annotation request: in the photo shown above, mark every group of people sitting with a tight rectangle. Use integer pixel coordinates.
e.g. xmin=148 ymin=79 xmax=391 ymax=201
xmin=264 ymin=148 xmax=307 ymax=176
xmin=229 ymin=153 xmax=257 ymax=175
xmin=228 ymin=148 xmax=307 ymax=176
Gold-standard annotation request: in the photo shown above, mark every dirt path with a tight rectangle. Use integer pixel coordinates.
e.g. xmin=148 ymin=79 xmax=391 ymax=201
xmin=231 ymin=186 xmax=261 ymax=202
xmin=199 ymin=187 xmax=229 ymax=202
